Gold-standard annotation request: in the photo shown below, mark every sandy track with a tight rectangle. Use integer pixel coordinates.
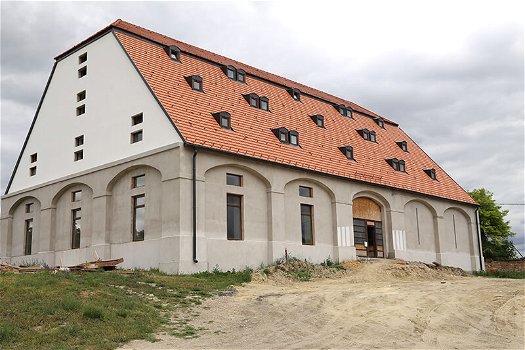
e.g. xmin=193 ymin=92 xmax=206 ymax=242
xmin=121 ymin=260 xmax=524 ymax=349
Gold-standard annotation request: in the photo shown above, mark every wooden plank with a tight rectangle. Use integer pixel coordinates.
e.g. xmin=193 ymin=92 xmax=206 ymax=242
xmin=352 ymin=197 xmax=381 ymax=221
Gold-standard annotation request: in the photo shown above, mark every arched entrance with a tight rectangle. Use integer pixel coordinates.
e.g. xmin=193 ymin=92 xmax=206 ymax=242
xmin=353 ymin=197 xmax=384 ymax=258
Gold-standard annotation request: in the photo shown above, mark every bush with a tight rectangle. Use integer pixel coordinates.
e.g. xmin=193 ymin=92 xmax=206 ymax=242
xmin=83 ymin=306 xmax=104 ymax=319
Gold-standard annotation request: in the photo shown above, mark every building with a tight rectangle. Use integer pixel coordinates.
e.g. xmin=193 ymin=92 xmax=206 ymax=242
xmin=0 ymin=20 xmax=484 ymax=273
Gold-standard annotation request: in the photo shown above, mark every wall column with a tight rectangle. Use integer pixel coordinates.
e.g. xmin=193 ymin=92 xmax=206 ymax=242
xmin=333 ymin=200 xmax=355 ymax=262
xmin=268 ymin=190 xmax=286 ymax=263
xmin=36 ymin=206 xmax=55 ymax=266
xmin=91 ymin=194 xmax=111 ymax=260
xmin=389 ymin=209 xmax=408 ymax=260
xmin=0 ymin=215 xmax=13 ymax=261
xmin=433 ymin=215 xmax=444 ymax=265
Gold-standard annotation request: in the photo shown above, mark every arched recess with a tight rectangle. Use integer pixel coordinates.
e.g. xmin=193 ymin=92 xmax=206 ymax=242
xmin=107 ymin=165 xmax=163 ymax=245
xmin=203 ymin=164 xmax=270 ymax=270
xmin=53 ymin=183 xmax=94 ymax=252
xmin=284 ymin=178 xmax=335 ymax=250
xmin=442 ymin=207 xmax=472 ymax=254
xmin=9 ymin=196 xmax=42 ymax=257
xmin=352 ymin=191 xmax=392 ymax=258
xmin=403 ymin=199 xmax=438 ymax=252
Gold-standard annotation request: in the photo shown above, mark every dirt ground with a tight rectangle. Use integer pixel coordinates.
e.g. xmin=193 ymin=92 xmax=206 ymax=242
xmin=121 ymin=260 xmax=524 ymax=349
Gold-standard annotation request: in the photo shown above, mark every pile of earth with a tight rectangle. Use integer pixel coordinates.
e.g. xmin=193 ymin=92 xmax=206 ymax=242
xmin=252 ymin=258 xmax=350 ymax=283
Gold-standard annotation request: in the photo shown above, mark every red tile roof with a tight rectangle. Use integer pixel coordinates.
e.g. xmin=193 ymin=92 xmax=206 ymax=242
xmin=71 ymin=19 xmax=476 ymax=205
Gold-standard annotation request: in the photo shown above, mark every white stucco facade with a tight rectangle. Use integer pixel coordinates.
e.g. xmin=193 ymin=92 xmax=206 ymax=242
xmin=8 ymin=32 xmax=181 ymax=193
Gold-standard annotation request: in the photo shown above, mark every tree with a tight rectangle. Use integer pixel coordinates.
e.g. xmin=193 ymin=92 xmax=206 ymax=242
xmin=468 ymin=188 xmax=517 ymax=260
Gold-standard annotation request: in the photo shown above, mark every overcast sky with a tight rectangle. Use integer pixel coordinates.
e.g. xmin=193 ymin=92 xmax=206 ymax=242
xmin=1 ymin=1 xmax=524 ymax=253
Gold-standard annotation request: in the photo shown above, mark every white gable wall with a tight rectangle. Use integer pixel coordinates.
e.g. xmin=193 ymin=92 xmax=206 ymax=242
xmin=8 ymin=32 xmax=182 ymax=193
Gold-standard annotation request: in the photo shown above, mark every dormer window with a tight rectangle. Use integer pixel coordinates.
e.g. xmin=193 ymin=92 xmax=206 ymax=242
xmin=337 ymin=104 xmax=353 ymax=118
xmin=248 ymin=93 xmax=259 ymax=107
xmin=424 ymin=168 xmax=437 ymax=180
xmin=310 ymin=114 xmax=325 ymax=128
xmin=339 ymin=146 xmax=355 ymax=160
xmin=272 ymin=127 xmax=289 ymax=143
xmin=396 ymin=141 xmax=408 ymax=152
xmin=237 ymin=69 xmax=246 ymax=83
xmin=375 ymin=118 xmax=385 ymax=128
xmin=186 ymin=75 xmax=203 ymax=92
xmin=165 ymin=45 xmax=181 ymax=61
xmin=213 ymin=112 xmax=231 ymax=129
xmin=289 ymin=88 xmax=301 ymax=101
xmin=387 ymin=158 xmax=406 ymax=172
xmin=226 ymin=65 xmax=236 ymax=80
xmin=289 ymin=130 xmax=299 ymax=146
xmin=358 ymin=129 xmax=376 ymax=142
xmin=259 ymin=97 xmax=269 ymax=111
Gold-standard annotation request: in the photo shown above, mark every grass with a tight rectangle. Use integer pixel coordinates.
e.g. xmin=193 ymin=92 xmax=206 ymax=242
xmin=474 ymin=270 xmax=525 ymax=279
xmin=0 ymin=268 xmax=251 ymax=350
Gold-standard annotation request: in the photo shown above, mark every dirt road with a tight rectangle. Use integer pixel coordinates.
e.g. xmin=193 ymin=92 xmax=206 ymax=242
xmin=121 ymin=260 xmax=524 ymax=349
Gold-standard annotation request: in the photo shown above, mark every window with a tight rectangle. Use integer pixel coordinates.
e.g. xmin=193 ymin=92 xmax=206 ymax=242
xmin=132 ymin=174 xmax=145 ymax=188
xmin=337 ymin=104 xmax=352 ymax=118
xmin=71 ymin=209 xmax=81 ymax=249
xmin=133 ymin=195 xmax=145 ymax=241
xmin=74 ymin=150 xmax=83 ymax=161
xmin=226 ymin=173 xmax=242 ymax=186
xmin=72 ymin=190 xmax=82 ymax=202
xmin=131 ymin=130 xmax=143 ymax=143
xmin=237 ymin=69 xmax=246 ymax=83
xmin=272 ymin=127 xmax=289 ymax=143
xmin=227 ymin=194 xmax=243 ymax=240
xmin=165 ymin=45 xmax=181 ymax=61
xmin=29 ymin=166 xmax=36 ymax=176
xmin=131 ymin=113 xmax=143 ymax=126
xmin=289 ymin=130 xmax=299 ymax=146
xmin=299 ymin=186 xmax=312 ymax=197
xmin=259 ymin=97 xmax=269 ymax=111
xmin=25 ymin=203 xmax=34 ymax=213
xmin=300 ymin=204 xmax=314 ymax=245
xmin=76 ymin=105 xmax=85 ymax=116
xmin=213 ymin=112 xmax=231 ymax=129
xmin=226 ymin=65 xmax=236 ymax=80
xmin=30 ymin=153 xmax=37 ymax=163
xmin=289 ymin=88 xmax=301 ymax=101
xmin=387 ymin=158 xmax=406 ymax=172
xmin=424 ymin=168 xmax=437 ymax=180
xmin=397 ymin=141 xmax=408 ymax=152
xmin=339 ymin=146 xmax=355 ymax=160
xmin=78 ymin=52 xmax=87 ymax=64
xmin=186 ymin=75 xmax=203 ymax=92
xmin=358 ymin=129 xmax=376 ymax=142
xmin=249 ymin=94 xmax=258 ymax=107
xmin=375 ymin=118 xmax=385 ymax=128
xmin=75 ymin=135 xmax=84 ymax=147
xmin=25 ymin=219 xmax=33 ymax=256
xmin=77 ymin=90 xmax=86 ymax=102
xmin=78 ymin=66 xmax=87 ymax=78
xmin=310 ymin=114 xmax=324 ymax=128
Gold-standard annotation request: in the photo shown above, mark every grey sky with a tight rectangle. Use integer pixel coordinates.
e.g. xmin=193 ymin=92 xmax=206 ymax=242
xmin=1 ymin=1 xmax=524 ymax=253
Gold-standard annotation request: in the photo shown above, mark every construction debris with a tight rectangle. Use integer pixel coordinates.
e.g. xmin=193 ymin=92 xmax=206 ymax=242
xmin=0 ymin=257 xmax=124 ymax=273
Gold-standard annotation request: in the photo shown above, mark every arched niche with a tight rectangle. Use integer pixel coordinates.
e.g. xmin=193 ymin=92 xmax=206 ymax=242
xmin=403 ymin=200 xmax=437 ymax=251
xmin=9 ymin=196 xmax=42 ymax=257
xmin=352 ymin=195 xmax=387 ymax=258
xmin=442 ymin=208 xmax=471 ymax=253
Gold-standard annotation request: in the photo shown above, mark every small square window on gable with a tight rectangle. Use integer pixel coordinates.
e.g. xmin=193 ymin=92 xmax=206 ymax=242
xmin=131 ymin=130 xmax=143 ymax=143
xmin=387 ymin=158 xmax=406 ymax=172
xmin=185 ymin=75 xmax=203 ymax=92
xmin=78 ymin=52 xmax=87 ymax=64
xmin=29 ymin=166 xmax=36 ymax=176
xmin=30 ymin=153 xmax=37 ymax=163
xmin=226 ymin=173 xmax=242 ymax=186
xmin=77 ymin=90 xmax=86 ymax=102
xmin=288 ymin=130 xmax=299 ymax=146
xmin=165 ymin=45 xmax=181 ymax=61
xmin=213 ymin=112 xmax=232 ymax=130
xmin=76 ymin=104 xmax=85 ymax=116
xmin=289 ymin=88 xmax=301 ymax=101
xmin=424 ymin=168 xmax=437 ymax=180
xmin=74 ymin=150 xmax=84 ymax=161
xmin=272 ymin=127 xmax=289 ymax=143
xmin=396 ymin=141 xmax=408 ymax=152
xmin=78 ymin=66 xmax=87 ymax=78
xmin=339 ymin=146 xmax=355 ymax=160
xmin=299 ymin=186 xmax=312 ymax=197
xmin=310 ymin=114 xmax=325 ymax=128
xmin=131 ymin=113 xmax=143 ymax=126
xmin=75 ymin=135 xmax=84 ymax=147
xmin=336 ymin=104 xmax=353 ymax=118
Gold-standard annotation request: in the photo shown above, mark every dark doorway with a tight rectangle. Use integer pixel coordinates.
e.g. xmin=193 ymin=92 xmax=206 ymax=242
xmin=367 ymin=224 xmax=376 ymax=257
xmin=353 ymin=219 xmax=384 ymax=258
